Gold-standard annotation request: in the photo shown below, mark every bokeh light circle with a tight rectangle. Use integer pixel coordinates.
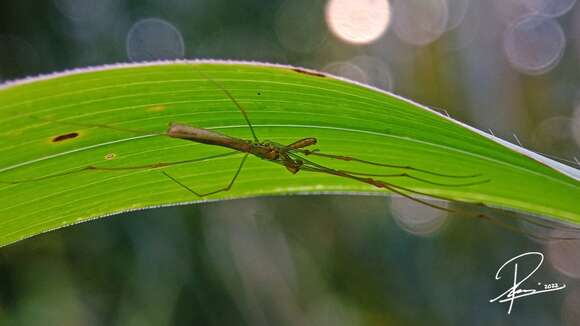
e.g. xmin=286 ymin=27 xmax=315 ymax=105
xmin=503 ymin=15 xmax=566 ymax=75
xmin=323 ymin=61 xmax=368 ymax=84
xmin=126 ymin=18 xmax=185 ymax=62
xmin=392 ymin=0 xmax=449 ymax=46
xmin=351 ymin=55 xmax=393 ymax=91
xmin=390 ymin=197 xmax=448 ymax=236
xmin=323 ymin=56 xmax=393 ymax=91
xmin=325 ymin=0 xmax=391 ymax=45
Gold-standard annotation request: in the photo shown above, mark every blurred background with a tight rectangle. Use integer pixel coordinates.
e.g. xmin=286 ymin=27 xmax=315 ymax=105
xmin=1 ymin=0 xmax=580 ymax=325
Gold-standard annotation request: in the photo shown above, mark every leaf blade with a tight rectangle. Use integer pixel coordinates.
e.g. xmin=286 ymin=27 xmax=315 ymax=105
xmin=0 ymin=61 xmax=578 ymax=246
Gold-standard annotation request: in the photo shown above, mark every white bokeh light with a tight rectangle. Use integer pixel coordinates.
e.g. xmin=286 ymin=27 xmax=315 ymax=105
xmin=323 ymin=61 xmax=368 ymax=83
xmin=503 ymin=15 xmax=566 ymax=75
xmin=392 ymin=0 xmax=449 ymax=46
xmin=325 ymin=0 xmax=391 ymax=45
xmin=390 ymin=197 xmax=448 ymax=236
xmin=126 ymin=18 xmax=185 ymax=62
xmin=351 ymin=55 xmax=393 ymax=91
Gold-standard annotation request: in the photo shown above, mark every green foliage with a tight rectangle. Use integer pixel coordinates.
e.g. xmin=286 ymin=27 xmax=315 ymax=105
xmin=0 ymin=62 xmax=578 ymax=247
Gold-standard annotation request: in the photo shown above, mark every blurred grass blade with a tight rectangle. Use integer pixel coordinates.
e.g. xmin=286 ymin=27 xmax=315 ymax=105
xmin=0 ymin=61 xmax=578 ymax=247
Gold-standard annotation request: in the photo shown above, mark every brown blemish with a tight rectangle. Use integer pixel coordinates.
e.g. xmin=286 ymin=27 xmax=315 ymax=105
xmin=104 ymin=153 xmax=117 ymax=161
xmin=52 ymin=132 xmax=79 ymax=143
xmin=291 ymin=68 xmax=326 ymax=78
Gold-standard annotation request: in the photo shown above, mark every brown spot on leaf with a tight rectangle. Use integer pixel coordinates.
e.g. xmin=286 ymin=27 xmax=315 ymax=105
xmin=52 ymin=132 xmax=79 ymax=142
xmin=291 ymin=68 xmax=326 ymax=78
xmin=104 ymin=153 xmax=117 ymax=160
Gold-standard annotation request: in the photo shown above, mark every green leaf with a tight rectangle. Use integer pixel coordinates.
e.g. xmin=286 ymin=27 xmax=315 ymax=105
xmin=0 ymin=61 xmax=578 ymax=247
